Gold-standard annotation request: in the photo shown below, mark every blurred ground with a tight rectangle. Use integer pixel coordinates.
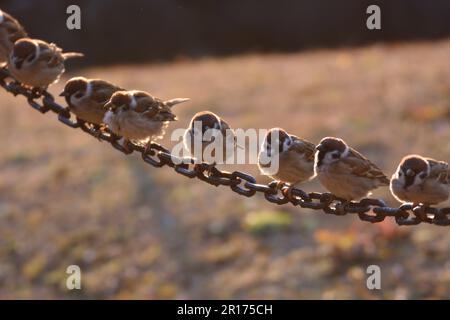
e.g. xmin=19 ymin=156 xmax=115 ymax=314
xmin=0 ymin=39 xmax=449 ymax=299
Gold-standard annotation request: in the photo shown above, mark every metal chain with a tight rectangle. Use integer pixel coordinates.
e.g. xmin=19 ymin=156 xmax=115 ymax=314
xmin=1 ymin=67 xmax=449 ymax=226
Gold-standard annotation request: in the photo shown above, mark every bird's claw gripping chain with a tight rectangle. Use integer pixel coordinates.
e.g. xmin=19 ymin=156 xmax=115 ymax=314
xmin=0 ymin=67 xmax=449 ymax=226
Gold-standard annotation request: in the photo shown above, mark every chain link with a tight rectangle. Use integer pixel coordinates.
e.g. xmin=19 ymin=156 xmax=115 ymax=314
xmin=0 ymin=67 xmax=449 ymax=226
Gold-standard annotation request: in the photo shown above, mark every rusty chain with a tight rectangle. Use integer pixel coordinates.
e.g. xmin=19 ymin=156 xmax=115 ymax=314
xmin=0 ymin=67 xmax=449 ymax=226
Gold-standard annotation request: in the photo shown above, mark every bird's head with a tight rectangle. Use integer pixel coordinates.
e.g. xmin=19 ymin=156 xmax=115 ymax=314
xmin=10 ymin=38 xmax=37 ymax=69
xmin=397 ymin=155 xmax=430 ymax=189
xmin=59 ymin=77 xmax=88 ymax=106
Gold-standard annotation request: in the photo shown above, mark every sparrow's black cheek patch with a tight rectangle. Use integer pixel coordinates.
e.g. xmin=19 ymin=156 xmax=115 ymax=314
xmin=266 ymin=131 xmax=273 ymax=144
xmin=14 ymin=59 xmax=23 ymax=69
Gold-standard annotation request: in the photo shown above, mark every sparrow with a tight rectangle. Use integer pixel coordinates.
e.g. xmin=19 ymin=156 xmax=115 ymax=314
xmin=390 ymin=155 xmax=449 ymax=206
xmin=60 ymin=77 xmax=125 ymax=125
xmin=8 ymin=38 xmax=84 ymax=89
xmin=315 ymin=137 xmax=390 ymax=201
xmin=0 ymin=9 xmax=27 ymax=65
xmin=103 ymin=90 xmax=189 ymax=147
xmin=183 ymin=111 xmax=236 ymax=164
xmin=258 ymin=128 xmax=315 ymax=188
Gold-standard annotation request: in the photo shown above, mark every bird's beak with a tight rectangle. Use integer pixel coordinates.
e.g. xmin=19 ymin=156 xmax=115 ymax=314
xmin=316 ymin=144 xmax=324 ymax=152
xmin=59 ymin=91 xmax=68 ymax=97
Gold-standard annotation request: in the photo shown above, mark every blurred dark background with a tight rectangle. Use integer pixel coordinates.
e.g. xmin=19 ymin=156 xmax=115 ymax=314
xmin=1 ymin=0 xmax=450 ymax=66
xmin=1 ymin=0 xmax=450 ymax=300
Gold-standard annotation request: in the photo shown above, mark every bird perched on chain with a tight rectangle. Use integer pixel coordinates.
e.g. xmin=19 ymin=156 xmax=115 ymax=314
xmin=258 ymin=128 xmax=315 ymax=195
xmin=60 ymin=77 xmax=125 ymax=126
xmin=314 ymin=137 xmax=389 ymax=201
xmin=0 ymin=9 xmax=27 ymax=65
xmin=183 ymin=111 xmax=237 ymax=164
xmin=103 ymin=90 xmax=189 ymax=151
xmin=8 ymin=38 xmax=83 ymax=90
xmin=390 ymin=155 xmax=449 ymax=206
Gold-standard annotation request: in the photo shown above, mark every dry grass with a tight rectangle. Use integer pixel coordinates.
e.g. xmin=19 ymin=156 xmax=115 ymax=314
xmin=0 ymin=39 xmax=449 ymax=299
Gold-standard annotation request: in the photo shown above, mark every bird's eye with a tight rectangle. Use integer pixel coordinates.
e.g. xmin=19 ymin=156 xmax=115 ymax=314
xmin=332 ymin=153 xmax=340 ymax=159
xmin=419 ymin=173 xmax=427 ymax=179
xmin=398 ymin=171 xmax=403 ymax=177
xmin=74 ymin=92 xmax=84 ymax=99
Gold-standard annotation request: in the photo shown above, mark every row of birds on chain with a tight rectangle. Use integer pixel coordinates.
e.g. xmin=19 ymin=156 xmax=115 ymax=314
xmin=0 ymin=9 xmax=449 ymax=207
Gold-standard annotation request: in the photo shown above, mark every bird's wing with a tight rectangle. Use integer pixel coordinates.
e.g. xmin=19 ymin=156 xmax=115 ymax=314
xmin=91 ymin=81 xmax=124 ymax=104
xmin=135 ymin=96 xmax=176 ymax=121
xmin=134 ymin=96 xmax=163 ymax=114
xmin=342 ymin=148 xmax=390 ymax=184
xmin=427 ymin=158 xmax=449 ymax=184
xmin=37 ymin=42 xmax=64 ymax=67
xmin=288 ymin=136 xmax=316 ymax=162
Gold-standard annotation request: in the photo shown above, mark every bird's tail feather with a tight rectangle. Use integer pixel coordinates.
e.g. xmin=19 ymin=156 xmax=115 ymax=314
xmin=62 ymin=52 xmax=84 ymax=60
xmin=164 ymin=98 xmax=190 ymax=107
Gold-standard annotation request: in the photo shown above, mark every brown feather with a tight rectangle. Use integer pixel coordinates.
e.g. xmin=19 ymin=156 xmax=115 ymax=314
xmin=130 ymin=92 xmax=176 ymax=121
xmin=90 ymin=80 xmax=124 ymax=104
xmin=288 ymin=135 xmax=316 ymax=162
xmin=344 ymin=148 xmax=390 ymax=185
